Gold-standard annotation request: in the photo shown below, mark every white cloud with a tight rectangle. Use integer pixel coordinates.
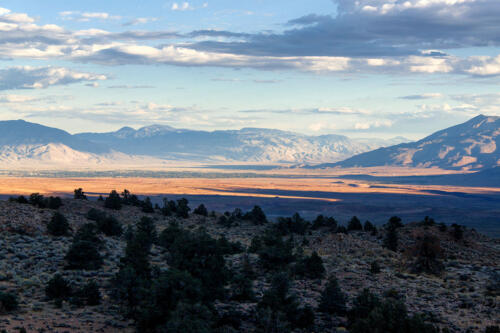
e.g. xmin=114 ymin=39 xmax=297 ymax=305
xmin=399 ymin=93 xmax=444 ymax=100
xmin=0 ymin=66 xmax=107 ymax=90
xmin=0 ymin=6 xmax=497 ymax=77
xmin=171 ymin=2 xmax=192 ymax=11
xmin=123 ymin=17 xmax=158 ymax=26
xmin=59 ymin=11 xmax=121 ymax=21
xmin=354 ymin=120 xmax=393 ymax=130
xmin=0 ymin=94 xmax=37 ymax=103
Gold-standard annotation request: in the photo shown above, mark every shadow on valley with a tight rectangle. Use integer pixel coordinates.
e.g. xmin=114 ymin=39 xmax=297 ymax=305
xmin=138 ymin=188 xmax=500 ymax=237
xmin=336 ymin=167 xmax=500 ymax=187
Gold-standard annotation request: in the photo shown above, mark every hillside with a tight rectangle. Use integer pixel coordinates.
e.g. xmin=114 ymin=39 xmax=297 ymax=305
xmin=0 ymin=194 xmax=498 ymax=332
xmin=320 ymin=115 xmax=500 ymax=171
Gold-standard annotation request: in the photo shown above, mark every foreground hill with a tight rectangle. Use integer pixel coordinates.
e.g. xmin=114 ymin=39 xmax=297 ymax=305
xmin=0 ymin=194 xmax=498 ymax=332
xmin=316 ymin=115 xmax=500 ymax=171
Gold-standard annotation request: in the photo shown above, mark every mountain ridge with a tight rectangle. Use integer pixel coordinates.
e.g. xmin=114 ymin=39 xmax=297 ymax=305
xmin=314 ymin=114 xmax=500 ymax=170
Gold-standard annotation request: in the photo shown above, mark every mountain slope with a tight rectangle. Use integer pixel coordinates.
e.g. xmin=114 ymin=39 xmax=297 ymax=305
xmin=0 ymin=120 xmax=110 ymax=154
xmin=75 ymin=125 xmax=406 ymax=163
xmin=320 ymin=115 xmax=500 ymax=170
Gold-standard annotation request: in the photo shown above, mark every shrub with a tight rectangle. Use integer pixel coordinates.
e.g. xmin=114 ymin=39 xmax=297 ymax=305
xmin=243 ymin=205 xmax=267 ymax=225
xmin=348 ymin=289 xmax=381 ymax=323
xmin=9 ymin=195 xmax=29 ymax=204
xmin=312 ymin=214 xmax=337 ymax=230
xmin=97 ymin=215 xmax=123 ymax=237
xmin=74 ymin=188 xmax=87 ymax=200
xmin=292 ymin=305 xmax=315 ymax=329
xmin=275 ymin=213 xmax=310 ymax=235
xmin=121 ymin=189 xmax=141 ymax=206
xmin=193 ymin=204 xmax=208 ymax=216
xmin=0 ymin=291 xmax=18 ymax=313
xmin=217 ymin=215 xmax=233 ymax=228
xmin=47 ymin=197 xmax=63 ymax=209
xmin=347 ymin=216 xmax=363 ymax=231
xmin=257 ymin=272 xmax=312 ymax=330
xmin=65 ymin=224 xmax=103 ymax=270
xmin=294 ymin=251 xmax=325 ymax=279
xmin=86 ymin=208 xmax=104 ymax=221
xmin=136 ymin=216 xmax=157 ymax=248
xmin=72 ymin=281 xmax=101 ymax=306
xmin=364 ymin=221 xmax=376 ymax=233
xmin=370 ymin=261 xmax=381 ymax=274
xmin=451 ymin=223 xmax=464 ymax=240
xmin=166 ymin=230 xmax=230 ymax=301
xmin=383 ymin=226 xmax=398 ymax=252
xmin=318 ymin=276 xmax=347 ymax=315
xmin=174 ymin=198 xmax=190 ymax=218
xmin=349 ymin=295 xmax=438 ymax=333
xmin=65 ymin=239 xmax=103 ymax=270
xmin=406 ymin=234 xmax=444 ymax=276
xmin=161 ymin=198 xmax=176 ymax=216
xmin=231 ymin=273 xmax=255 ymax=302
xmin=387 ymin=216 xmax=403 ymax=229
xmin=45 ymin=274 xmax=72 ymax=301
xmin=104 ymin=190 xmax=122 ymax=210
xmin=73 ymin=223 xmax=102 ymax=245
xmin=162 ymin=302 xmax=214 ymax=333
xmin=158 ymin=221 xmax=184 ymax=250
xmin=336 ymin=225 xmax=348 ymax=234
xmin=141 ymin=197 xmax=154 ymax=213
xmin=420 ymin=216 xmax=435 ymax=227
xmin=29 ymin=193 xmax=46 ymax=208
xmin=47 ymin=212 xmax=69 ymax=236
xmin=257 ymin=231 xmax=295 ymax=270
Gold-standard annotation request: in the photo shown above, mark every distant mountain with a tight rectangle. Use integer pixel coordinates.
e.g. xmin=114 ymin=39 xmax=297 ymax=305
xmin=75 ymin=126 xmax=407 ymax=163
xmin=0 ymin=120 xmax=110 ymax=154
xmin=318 ymin=115 xmax=500 ymax=170
xmin=0 ymin=120 xmax=407 ymax=166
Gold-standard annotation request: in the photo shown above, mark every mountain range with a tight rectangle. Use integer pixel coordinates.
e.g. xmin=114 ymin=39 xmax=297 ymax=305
xmin=0 ymin=120 xmax=407 ymax=167
xmin=0 ymin=115 xmax=498 ymax=171
xmin=315 ymin=115 xmax=500 ymax=171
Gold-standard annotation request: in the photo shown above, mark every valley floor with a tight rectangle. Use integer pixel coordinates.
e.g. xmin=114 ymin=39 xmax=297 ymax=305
xmin=0 ymin=171 xmax=498 ymax=236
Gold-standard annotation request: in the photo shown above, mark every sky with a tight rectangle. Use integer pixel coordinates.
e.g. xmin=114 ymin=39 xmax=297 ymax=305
xmin=0 ymin=0 xmax=500 ymax=139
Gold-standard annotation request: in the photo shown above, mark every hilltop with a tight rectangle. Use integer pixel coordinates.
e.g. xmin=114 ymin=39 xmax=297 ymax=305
xmin=0 ymin=192 xmax=498 ymax=332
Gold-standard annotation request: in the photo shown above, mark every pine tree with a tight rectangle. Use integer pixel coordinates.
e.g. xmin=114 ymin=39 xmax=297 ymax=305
xmin=318 ymin=276 xmax=347 ymax=315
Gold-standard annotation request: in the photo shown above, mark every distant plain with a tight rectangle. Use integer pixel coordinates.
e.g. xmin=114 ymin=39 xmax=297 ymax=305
xmin=0 ymin=166 xmax=498 ymax=237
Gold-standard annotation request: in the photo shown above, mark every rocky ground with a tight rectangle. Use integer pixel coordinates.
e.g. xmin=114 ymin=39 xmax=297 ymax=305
xmin=0 ymin=198 xmax=498 ymax=332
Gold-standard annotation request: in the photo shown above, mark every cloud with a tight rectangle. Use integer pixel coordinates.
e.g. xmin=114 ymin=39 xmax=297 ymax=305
xmin=171 ymin=2 xmax=192 ymax=11
xmin=0 ymin=5 xmax=498 ymax=77
xmin=0 ymin=66 xmax=107 ymax=90
xmin=171 ymin=2 xmax=208 ymax=11
xmin=59 ymin=11 xmax=121 ymax=22
xmin=239 ymin=106 xmax=370 ymax=115
xmin=354 ymin=120 xmax=394 ymax=130
xmin=399 ymin=93 xmax=443 ymax=100
xmin=107 ymin=85 xmax=155 ymax=89
xmin=189 ymin=0 xmax=500 ymax=57
xmin=122 ymin=17 xmax=158 ymax=26
xmin=0 ymin=94 xmax=38 ymax=103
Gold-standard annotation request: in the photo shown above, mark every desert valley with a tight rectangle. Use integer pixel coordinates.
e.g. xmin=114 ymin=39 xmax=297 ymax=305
xmin=0 ymin=1 xmax=500 ymax=332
